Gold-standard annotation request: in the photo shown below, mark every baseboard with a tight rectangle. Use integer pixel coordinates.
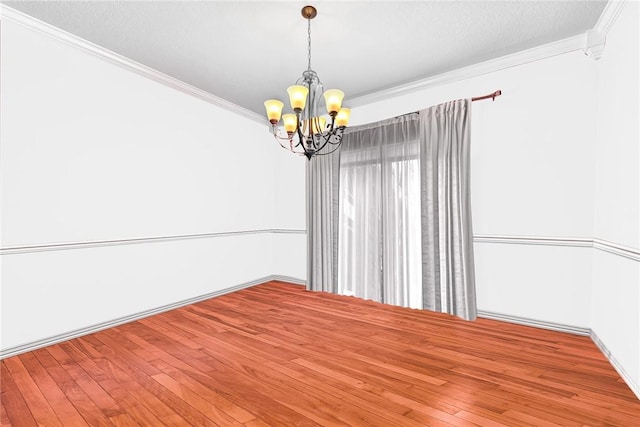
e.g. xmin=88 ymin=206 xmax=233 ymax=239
xmin=270 ymin=275 xmax=306 ymax=286
xmin=0 ymin=274 xmax=303 ymax=360
xmin=478 ymin=310 xmax=639 ymax=399
xmin=477 ymin=310 xmax=591 ymax=336
xmin=590 ymin=330 xmax=640 ymax=400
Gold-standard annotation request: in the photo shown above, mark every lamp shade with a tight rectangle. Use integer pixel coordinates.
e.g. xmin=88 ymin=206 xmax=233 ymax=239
xmin=323 ymin=89 xmax=344 ymax=114
xmin=287 ymin=85 xmax=309 ymax=111
xmin=264 ymin=100 xmax=284 ymax=123
xmin=335 ymin=108 xmax=351 ymax=127
xmin=282 ymin=114 xmax=298 ymax=133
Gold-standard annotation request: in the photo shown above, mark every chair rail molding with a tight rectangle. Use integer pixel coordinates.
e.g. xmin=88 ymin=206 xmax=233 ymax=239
xmin=0 ymin=229 xmax=306 ymax=255
xmin=473 ymin=234 xmax=640 ymax=262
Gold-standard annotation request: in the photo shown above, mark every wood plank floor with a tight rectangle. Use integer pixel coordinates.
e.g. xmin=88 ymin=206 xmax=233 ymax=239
xmin=1 ymin=281 xmax=638 ymax=426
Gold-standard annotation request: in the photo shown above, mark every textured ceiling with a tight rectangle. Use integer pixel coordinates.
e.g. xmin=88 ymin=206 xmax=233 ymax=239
xmin=3 ymin=1 xmax=607 ymax=117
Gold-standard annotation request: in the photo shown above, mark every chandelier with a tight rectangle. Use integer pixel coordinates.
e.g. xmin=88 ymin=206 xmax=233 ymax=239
xmin=264 ymin=5 xmax=350 ymax=160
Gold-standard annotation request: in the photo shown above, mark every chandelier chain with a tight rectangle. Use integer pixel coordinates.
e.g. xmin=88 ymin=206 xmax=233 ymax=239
xmin=307 ymin=18 xmax=312 ymax=70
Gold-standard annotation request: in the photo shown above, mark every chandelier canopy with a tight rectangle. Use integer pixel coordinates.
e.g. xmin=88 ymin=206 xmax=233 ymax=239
xmin=264 ymin=5 xmax=350 ymax=160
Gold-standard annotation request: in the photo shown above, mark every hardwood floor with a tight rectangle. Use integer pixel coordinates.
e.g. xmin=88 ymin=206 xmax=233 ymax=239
xmin=1 ymin=281 xmax=638 ymax=426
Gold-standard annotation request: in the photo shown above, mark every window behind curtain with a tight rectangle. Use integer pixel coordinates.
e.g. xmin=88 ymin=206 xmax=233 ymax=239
xmin=337 ymin=118 xmax=422 ymax=309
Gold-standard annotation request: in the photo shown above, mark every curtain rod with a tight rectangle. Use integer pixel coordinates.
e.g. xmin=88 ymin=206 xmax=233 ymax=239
xmin=472 ymin=90 xmax=502 ymax=102
xmin=391 ymin=89 xmax=503 ymax=120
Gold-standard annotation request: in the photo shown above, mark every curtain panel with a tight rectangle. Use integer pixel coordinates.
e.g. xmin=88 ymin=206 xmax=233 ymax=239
xmin=307 ymin=150 xmax=340 ymax=292
xmin=419 ymin=99 xmax=476 ymax=320
xmin=307 ymin=98 xmax=476 ymax=320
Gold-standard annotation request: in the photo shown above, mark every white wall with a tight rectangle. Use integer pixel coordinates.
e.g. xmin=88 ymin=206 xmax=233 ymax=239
xmin=0 ymin=18 xmax=304 ymax=353
xmin=592 ymin=1 xmax=639 ymax=393
xmin=352 ymin=50 xmax=598 ymax=329
xmin=271 ymin=142 xmax=307 ymax=280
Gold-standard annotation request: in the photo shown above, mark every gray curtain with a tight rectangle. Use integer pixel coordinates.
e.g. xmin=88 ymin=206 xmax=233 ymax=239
xmin=306 ymin=149 xmax=340 ymax=292
xmin=307 ymin=98 xmax=476 ymax=320
xmin=419 ymin=99 xmax=476 ymax=320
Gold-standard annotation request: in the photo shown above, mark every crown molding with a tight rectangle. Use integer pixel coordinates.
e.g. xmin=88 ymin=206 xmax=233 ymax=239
xmin=582 ymin=0 xmax=627 ymax=61
xmin=0 ymin=2 xmax=628 ymax=123
xmin=583 ymin=29 xmax=607 ymax=60
xmin=594 ymin=0 xmax=627 ymax=36
xmin=343 ymin=1 xmax=628 ymax=106
xmin=348 ymin=34 xmax=585 ymax=107
xmin=0 ymin=4 xmax=265 ymax=124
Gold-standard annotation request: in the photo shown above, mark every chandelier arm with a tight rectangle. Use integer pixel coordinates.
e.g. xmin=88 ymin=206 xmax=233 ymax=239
xmin=290 ymin=134 xmax=304 ymax=150
xmin=273 ymin=133 xmax=294 ymax=141
xmin=312 ymin=116 xmax=321 ymax=148
xmin=327 ymin=124 xmax=345 ymax=145
xmin=295 ymin=117 xmax=310 ymax=154
xmin=325 ymin=133 xmax=343 ymax=144
xmin=313 ymin=131 xmax=338 ymax=154
xmin=276 ymin=137 xmax=305 ymax=155
xmin=313 ymin=140 xmax=342 ymax=156
xmin=270 ymin=126 xmax=307 ymax=155
xmin=271 ymin=126 xmax=298 ymax=144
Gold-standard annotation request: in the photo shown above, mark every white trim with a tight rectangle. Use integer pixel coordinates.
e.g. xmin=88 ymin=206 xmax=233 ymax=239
xmin=581 ymin=0 xmax=627 ymax=62
xmin=271 ymin=275 xmax=306 ymax=286
xmin=583 ymin=29 xmax=606 ymax=60
xmin=5 ymin=233 xmax=637 ymax=261
xmin=473 ymin=234 xmax=592 ymax=248
xmin=348 ymin=35 xmax=585 ymax=107
xmin=594 ymin=0 xmax=627 ymax=36
xmin=477 ymin=310 xmax=591 ymax=336
xmin=590 ymin=330 xmax=640 ymax=400
xmin=0 ymin=4 xmax=265 ymax=124
xmin=474 ymin=234 xmax=640 ymax=262
xmin=593 ymin=238 xmax=640 ymax=262
xmin=0 ymin=274 xmax=304 ymax=359
xmin=0 ymin=229 xmax=306 ymax=255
